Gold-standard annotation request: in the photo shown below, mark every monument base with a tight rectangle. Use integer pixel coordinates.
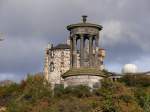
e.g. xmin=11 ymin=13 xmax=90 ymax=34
xmin=62 ymin=68 xmax=108 ymax=88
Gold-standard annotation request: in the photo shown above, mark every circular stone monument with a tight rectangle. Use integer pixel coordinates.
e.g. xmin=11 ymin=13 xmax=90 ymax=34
xmin=62 ymin=16 xmax=106 ymax=88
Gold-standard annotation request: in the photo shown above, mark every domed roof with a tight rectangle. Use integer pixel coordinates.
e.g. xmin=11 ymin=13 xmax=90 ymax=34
xmin=53 ymin=44 xmax=70 ymax=49
xmin=67 ymin=15 xmax=103 ymax=31
xmin=62 ymin=68 xmax=109 ymax=78
xmin=122 ymin=64 xmax=138 ymax=74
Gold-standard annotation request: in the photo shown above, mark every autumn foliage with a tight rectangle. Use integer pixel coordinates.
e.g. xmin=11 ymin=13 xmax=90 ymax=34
xmin=0 ymin=74 xmax=150 ymax=112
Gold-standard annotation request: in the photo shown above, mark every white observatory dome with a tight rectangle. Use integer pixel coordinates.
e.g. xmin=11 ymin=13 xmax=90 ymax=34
xmin=122 ymin=64 xmax=138 ymax=74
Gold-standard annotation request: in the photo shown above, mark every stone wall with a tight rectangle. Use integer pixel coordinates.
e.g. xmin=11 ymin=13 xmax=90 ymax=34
xmin=44 ymin=47 xmax=70 ymax=85
xmin=44 ymin=48 xmax=50 ymax=81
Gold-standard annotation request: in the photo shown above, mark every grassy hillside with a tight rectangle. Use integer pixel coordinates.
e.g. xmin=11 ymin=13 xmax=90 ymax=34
xmin=0 ymin=74 xmax=150 ymax=112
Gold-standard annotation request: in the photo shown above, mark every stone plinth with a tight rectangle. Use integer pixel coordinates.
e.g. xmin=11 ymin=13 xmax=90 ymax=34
xmin=64 ymin=75 xmax=103 ymax=88
xmin=62 ymin=68 xmax=108 ymax=88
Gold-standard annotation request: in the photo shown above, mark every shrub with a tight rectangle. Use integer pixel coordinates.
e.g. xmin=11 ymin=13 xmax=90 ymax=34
xmin=7 ymin=74 xmax=52 ymax=112
xmin=119 ymin=75 xmax=150 ymax=87
xmin=64 ymin=85 xmax=91 ymax=98
xmin=93 ymin=79 xmax=143 ymax=112
xmin=134 ymin=88 xmax=150 ymax=112
xmin=54 ymin=84 xmax=65 ymax=97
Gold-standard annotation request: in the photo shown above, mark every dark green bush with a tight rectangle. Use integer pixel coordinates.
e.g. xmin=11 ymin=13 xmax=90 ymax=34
xmin=119 ymin=75 xmax=150 ymax=87
xmin=134 ymin=88 xmax=150 ymax=112
xmin=7 ymin=74 xmax=52 ymax=112
xmin=64 ymin=85 xmax=91 ymax=98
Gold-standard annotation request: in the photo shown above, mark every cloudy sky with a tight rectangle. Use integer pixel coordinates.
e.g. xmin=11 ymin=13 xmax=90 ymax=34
xmin=0 ymin=0 xmax=150 ymax=82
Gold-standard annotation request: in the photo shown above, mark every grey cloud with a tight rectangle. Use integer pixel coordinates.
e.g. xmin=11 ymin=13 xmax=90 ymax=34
xmin=0 ymin=37 xmax=46 ymax=73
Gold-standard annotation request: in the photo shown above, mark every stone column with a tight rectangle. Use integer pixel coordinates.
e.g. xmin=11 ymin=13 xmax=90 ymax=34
xmin=73 ymin=35 xmax=77 ymax=68
xmin=89 ymin=35 xmax=93 ymax=67
xmin=80 ymin=34 xmax=84 ymax=67
xmin=95 ymin=35 xmax=99 ymax=48
xmin=95 ymin=35 xmax=99 ymax=68
xmin=70 ymin=38 xmax=73 ymax=68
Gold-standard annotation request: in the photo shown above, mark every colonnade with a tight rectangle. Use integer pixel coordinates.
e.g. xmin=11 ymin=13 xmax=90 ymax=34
xmin=70 ymin=34 xmax=99 ymax=68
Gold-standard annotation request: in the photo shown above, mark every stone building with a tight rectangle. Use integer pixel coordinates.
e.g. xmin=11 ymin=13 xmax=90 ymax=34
xmin=44 ymin=43 xmax=71 ymax=87
xmin=44 ymin=16 xmax=106 ymax=88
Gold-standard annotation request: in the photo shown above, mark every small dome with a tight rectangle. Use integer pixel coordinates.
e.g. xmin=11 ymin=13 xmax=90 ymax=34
xmin=122 ymin=64 xmax=138 ymax=74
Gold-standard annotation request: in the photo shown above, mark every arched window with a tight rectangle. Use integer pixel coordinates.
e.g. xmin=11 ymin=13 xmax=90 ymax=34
xmin=49 ymin=62 xmax=54 ymax=72
xmin=61 ymin=51 xmax=64 ymax=57
xmin=49 ymin=50 xmax=54 ymax=58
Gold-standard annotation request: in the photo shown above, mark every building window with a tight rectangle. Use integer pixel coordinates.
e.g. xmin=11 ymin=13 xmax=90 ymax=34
xmin=61 ymin=62 xmax=64 ymax=67
xmin=61 ymin=51 xmax=64 ymax=56
xmin=50 ymin=50 xmax=54 ymax=58
xmin=61 ymin=51 xmax=64 ymax=67
xmin=50 ymin=62 xmax=54 ymax=72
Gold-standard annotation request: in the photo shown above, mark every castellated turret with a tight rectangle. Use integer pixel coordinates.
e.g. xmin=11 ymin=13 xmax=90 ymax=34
xmin=44 ymin=16 xmax=107 ymax=89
